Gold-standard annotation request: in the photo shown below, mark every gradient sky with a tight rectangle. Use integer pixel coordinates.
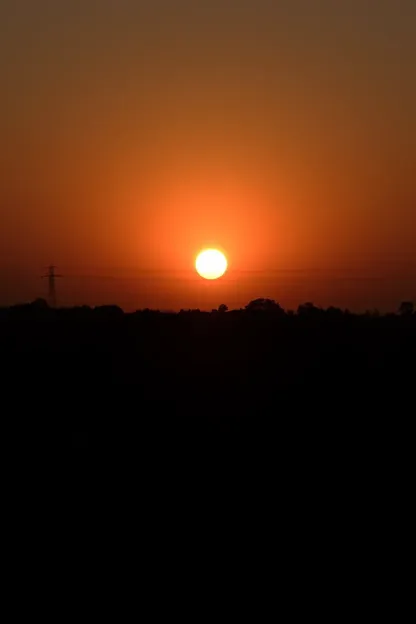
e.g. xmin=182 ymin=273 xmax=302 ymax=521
xmin=1 ymin=0 xmax=415 ymax=310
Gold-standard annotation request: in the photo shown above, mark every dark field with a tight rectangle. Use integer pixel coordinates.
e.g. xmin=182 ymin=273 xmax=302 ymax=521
xmin=1 ymin=300 xmax=415 ymax=495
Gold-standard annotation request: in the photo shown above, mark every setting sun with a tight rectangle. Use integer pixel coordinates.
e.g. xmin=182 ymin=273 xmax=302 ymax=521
xmin=195 ymin=249 xmax=228 ymax=280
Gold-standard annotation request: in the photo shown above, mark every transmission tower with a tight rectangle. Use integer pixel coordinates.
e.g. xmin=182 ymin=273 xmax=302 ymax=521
xmin=42 ymin=265 xmax=62 ymax=308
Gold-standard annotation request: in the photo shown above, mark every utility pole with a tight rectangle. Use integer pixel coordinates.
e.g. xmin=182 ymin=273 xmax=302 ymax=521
xmin=42 ymin=265 xmax=62 ymax=308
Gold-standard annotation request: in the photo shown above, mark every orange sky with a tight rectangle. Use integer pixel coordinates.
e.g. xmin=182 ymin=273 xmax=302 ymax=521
xmin=1 ymin=1 xmax=415 ymax=310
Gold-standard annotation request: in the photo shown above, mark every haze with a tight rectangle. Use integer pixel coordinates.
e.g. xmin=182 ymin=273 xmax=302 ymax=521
xmin=1 ymin=0 xmax=415 ymax=311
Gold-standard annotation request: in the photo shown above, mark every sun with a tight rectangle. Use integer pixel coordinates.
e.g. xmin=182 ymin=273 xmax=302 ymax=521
xmin=195 ymin=249 xmax=228 ymax=280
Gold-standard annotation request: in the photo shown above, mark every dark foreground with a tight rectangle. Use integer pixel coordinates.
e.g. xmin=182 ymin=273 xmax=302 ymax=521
xmin=1 ymin=301 xmax=414 ymax=493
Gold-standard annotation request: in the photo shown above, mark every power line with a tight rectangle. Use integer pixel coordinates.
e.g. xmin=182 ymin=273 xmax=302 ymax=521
xmin=41 ymin=265 xmax=62 ymax=308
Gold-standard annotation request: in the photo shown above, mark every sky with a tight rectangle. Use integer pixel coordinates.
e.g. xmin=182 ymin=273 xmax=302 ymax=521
xmin=1 ymin=0 xmax=415 ymax=310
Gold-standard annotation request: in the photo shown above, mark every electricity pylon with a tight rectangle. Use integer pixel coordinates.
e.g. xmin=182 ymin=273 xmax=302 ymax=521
xmin=42 ymin=265 xmax=62 ymax=308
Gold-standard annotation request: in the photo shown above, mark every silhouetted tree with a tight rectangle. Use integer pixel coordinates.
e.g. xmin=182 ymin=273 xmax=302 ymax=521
xmin=218 ymin=304 xmax=228 ymax=313
xmin=32 ymin=298 xmax=49 ymax=309
xmin=297 ymin=302 xmax=321 ymax=317
xmin=399 ymin=301 xmax=414 ymax=316
xmin=326 ymin=306 xmax=344 ymax=319
xmin=245 ymin=298 xmax=284 ymax=314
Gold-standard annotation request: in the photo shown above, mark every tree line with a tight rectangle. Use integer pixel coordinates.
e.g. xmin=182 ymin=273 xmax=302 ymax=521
xmin=1 ymin=296 xmax=414 ymax=318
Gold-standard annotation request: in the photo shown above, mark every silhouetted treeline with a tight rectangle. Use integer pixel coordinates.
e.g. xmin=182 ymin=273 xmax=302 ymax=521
xmin=1 ymin=296 xmax=414 ymax=491
xmin=1 ymin=296 xmax=414 ymax=320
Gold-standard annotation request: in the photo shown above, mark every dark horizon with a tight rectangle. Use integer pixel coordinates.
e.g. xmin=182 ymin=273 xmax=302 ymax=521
xmin=3 ymin=292 xmax=415 ymax=317
xmin=1 ymin=264 xmax=415 ymax=313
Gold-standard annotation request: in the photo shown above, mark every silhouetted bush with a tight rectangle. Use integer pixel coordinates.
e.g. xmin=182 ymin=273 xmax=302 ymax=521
xmin=399 ymin=301 xmax=414 ymax=316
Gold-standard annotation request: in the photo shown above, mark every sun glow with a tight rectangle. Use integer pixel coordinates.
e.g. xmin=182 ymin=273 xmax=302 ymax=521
xmin=195 ymin=249 xmax=228 ymax=280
